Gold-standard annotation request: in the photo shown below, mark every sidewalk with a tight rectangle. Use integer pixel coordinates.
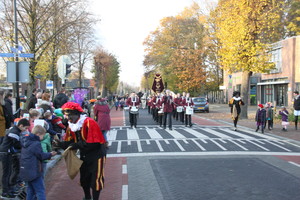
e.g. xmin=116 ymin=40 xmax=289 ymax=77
xmin=202 ymin=104 xmax=300 ymax=143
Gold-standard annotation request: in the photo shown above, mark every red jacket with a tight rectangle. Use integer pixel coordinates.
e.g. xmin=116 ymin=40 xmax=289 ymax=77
xmin=126 ymin=96 xmax=140 ymax=107
xmin=182 ymin=97 xmax=194 ymax=107
xmin=162 ymin=95 xmax=174 ymax=113
xmin=94 ymin=102 xmax=111 ymax=131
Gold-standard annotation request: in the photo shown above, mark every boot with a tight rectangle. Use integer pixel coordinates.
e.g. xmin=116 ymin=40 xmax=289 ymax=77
xmin=255 ymin=127 xmax=259 ymax=132
xmin=295 ymin=122 xmax=298 ymax=130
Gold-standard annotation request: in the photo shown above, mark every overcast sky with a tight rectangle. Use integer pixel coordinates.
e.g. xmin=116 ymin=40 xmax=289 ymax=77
xmin=89 ymin=0 xmax=217 ymax=86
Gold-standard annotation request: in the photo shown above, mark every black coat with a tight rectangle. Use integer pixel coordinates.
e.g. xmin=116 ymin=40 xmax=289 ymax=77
xmin=27 ymin=94 xmax=37 ymax=110
xmin=53 ymin=93 xmax=69 ymax=109
xmin=4 ymin=98 xmax=15 ymax=124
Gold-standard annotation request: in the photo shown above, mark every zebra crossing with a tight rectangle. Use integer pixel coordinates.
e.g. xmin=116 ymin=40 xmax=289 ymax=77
xmin=106 ymin=126 xmax=300 ymax=155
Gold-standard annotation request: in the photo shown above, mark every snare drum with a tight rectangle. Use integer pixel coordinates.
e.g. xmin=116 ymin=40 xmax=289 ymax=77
xmin=176 ymin=106 xmax=183 ymax=112
xmin=158 ymin=109 xmax=164 ymax=116
xmin=185 ymin=106 xmax=194 ymax=115
xmin=130 ymin=106 xmax=139 ymax=114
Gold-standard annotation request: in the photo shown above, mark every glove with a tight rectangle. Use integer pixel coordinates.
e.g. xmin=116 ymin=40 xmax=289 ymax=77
xmin=52 ymin=139 xmax=62 ymax=148
xmin=69 ymin=143 xmax=79 ymax=150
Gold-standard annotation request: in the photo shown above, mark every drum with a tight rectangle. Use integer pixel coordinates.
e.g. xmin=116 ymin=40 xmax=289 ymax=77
xmin=185 ymin=106 xmax=194 ymax=115
xmin=130 ymin=106 xmax=139 ymax=114
xmin=176 ymin=106 xmax=183 ymax=112
xmin=158 ymin=109 xmax=164 ymax=116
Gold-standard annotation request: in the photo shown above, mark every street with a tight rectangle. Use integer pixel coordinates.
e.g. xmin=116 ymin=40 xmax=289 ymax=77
xmin=45 ymin=108 xmax=300 ymax=200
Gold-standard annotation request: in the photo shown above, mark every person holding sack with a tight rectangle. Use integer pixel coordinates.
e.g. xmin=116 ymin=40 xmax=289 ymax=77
xmin=228 ymin=91 xmax=244 ymax=131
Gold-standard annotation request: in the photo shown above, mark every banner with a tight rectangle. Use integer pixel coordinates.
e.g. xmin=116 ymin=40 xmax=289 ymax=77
xmin=152 ymin=74 xmax=164 ymax=93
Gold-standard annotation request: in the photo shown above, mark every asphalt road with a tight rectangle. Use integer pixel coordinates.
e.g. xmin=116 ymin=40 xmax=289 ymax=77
xmin=110 ymin=108 xmax=300 ymax=200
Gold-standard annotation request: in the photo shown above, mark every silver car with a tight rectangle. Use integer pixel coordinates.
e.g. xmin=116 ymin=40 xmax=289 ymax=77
xmin=192 ymin=97 xmax=209 ymax=113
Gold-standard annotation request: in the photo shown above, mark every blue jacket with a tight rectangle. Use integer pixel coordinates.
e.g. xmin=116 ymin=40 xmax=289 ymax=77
xmin=20 ymin=133 xmax=51 ymax=181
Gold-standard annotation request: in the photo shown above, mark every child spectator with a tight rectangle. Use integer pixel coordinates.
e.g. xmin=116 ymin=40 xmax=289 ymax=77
xmin=20 ymin=125 xmax=56 ymax=200
xmin=265 ymin=102 xmax=274 ymax=130
xmin=255 ymin=104 xmax=266 ymax=133
xmin=28 ymin=109 xmax=41 ymax=132
xmin=14 ymin=109 xmax=29 ymax=125
xmin=41 ymin=131 xmax=52 ymax=178
xmin=51 ymin=109 xmax=66 ymax=139
xmin=43 ymin=111 xmax=57 ymax=141
xmin=0 ymin=118 xmax=30 ymax=198
xmin=279 ymin=106 xmax=289 ymax=131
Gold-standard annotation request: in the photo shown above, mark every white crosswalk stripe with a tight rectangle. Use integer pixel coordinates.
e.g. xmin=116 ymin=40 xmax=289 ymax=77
xmin=147 ymin=129 xmax=163 ymax=139
xmin=106 ymin=126 xmax=300 ymax=154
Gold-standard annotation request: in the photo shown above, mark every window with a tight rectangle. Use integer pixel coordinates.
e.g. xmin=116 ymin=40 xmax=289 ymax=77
xmin=269 ymin=42 xmax=282 ymax=73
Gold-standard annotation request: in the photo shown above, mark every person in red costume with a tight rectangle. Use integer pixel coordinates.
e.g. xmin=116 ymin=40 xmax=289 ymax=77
xmin=54 ymin=102 xmax=106 ymax=200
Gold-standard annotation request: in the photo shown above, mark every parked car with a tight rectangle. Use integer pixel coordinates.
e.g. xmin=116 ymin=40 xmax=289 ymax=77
xmin=192 ymin=97 xmax=209 ymax=113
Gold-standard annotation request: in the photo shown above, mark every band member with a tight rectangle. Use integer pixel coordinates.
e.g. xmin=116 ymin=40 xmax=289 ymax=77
xmin=126 ymin=92 xmax=140 ymax=128
xmin=174 ymin=93 xmax=181 ymax=121
xmin=162 ymin=90 xmax=174 ymax=130
xmin=183 ymin=93 xmax=194 ymax=127
xmin=151 ymin=95 xmax=157 ymax=120
xmin=157 ymin=95 xmax=164 ymax=127
xmin=55 ymin=102 xmax=106 ymax=200
xmin=180 ymin=92 xmax=186 ymax=123
xmin=153 ymin=93 xmax=161 ymax=123
xmin=228 ymin=91 xmax=244 ymax=131
xmin=147 ymin=95 xmax=152 ymax=114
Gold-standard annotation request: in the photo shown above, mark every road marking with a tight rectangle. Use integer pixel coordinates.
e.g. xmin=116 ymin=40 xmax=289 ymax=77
xmin=221 ymin=128 xmax=256 ymax=139
xmin=137 ymin=140 xmax=142 ymax=152
xmin=165 ymin=140 xmax=170 ymax=144
xmin=241 ymin=129 xmax=279 ymax=140
xmin=122 ymin=185 xmax=128 ymax=200
xmin=289 ymin=161 xmax=300 ymax=168
xmin=123 ymin=110 xmax=126 ymax=126
xmin=165 ymin=129 xmax=186 ymax=139
xmin=228 ymin=139 xmax=248 ymax=151
xmin=210 ymin=139 xmax=227 ymax=150
xmin=108 ymin=151 xmax=300 ymax=157
xmin=187 ymin=129 xmax=210 ymax=138
xmin=155 ymin=140 xmax=164 ymax=152
xmin=201 ymin=139 xmax=208 ymax=144
xmin=146 ymin=140 xmax=150 ymax=145
xmin=127 ymin=129 xmax=139 ymax=140
xmin=191 ymin=139 xmax=206 ymax=151
xmin=174 ymin=140 xmax=185 ymax=151
xmin=248 ymin=140 xmax=270 ymax=151
xmin=127 ymin=141 xmax=131 ymax=145
xmin=147 ymin=129 xmax=163 ymax=139
xmin=237 ymin=139 xmax=246 ymax=144
xmin=182 ymin=139 xmax=189 ymax=144
xmin=264 ymin=140 xmax=291 ymax=152
xmin=203 ymin=128 xmax=232 ymax=139
xmin=122 ymin=164 xmax=127 ymax=174
xmin=117 ymin=141 xmax=122 ymax=153
xmin=219 ymin=139 xmax=227 ymax=143
xmin=107 ymin=130 xmax=117 ymax=141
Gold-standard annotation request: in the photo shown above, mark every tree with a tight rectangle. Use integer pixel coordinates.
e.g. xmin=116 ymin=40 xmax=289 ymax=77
xmin=0 ymin=0 xmax=95 ymax=95
xmin=143 ymin=2 xmax=207 ymax=95
xmin=214 ymin=0 xmax=283 ymax=118
xmin=93 ymin=48 xmax=120 ymax=98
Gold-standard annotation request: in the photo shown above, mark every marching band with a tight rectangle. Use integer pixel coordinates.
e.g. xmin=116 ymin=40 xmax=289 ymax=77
xmin=124 ymin=90 xmax=195 ymax=129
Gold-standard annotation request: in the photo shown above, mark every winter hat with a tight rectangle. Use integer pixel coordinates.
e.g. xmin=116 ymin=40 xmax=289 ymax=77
xmin=258 ymin=104 xmax=264 ymax=108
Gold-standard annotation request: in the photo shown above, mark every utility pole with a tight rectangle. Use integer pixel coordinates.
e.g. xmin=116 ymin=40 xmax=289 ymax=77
xmin=14 ymin=0 xmax=20 ymax=110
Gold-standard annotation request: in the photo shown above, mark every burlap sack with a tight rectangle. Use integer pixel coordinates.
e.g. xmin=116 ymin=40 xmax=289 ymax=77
xmin=62 ymin=146 xmax=83 ymax=180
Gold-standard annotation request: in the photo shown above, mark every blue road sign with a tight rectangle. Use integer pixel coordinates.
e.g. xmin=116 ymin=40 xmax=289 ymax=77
xmin=0 ymin=53 xmax=15 ymax=57
xmin=19 ymin=53 xmax=34 ymax=58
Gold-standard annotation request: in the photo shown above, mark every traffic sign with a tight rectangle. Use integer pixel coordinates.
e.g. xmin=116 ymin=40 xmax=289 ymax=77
xmin=0 ymin=53 xmax=14 ymax=57
xmin=19 ymin=53 xmax=34 ymax=58
xmin=46 ymin=80 xmax=54 ymax=89
xmin=6 ymin=61 xmax=29 ymax=83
